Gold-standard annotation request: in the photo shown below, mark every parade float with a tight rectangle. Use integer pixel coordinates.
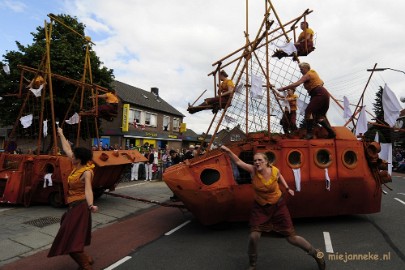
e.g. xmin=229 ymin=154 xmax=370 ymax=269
xmin=0 ymin=14 xmax=146 ymax=207
xmin=163 ymin=1 xmax=393 ymax=225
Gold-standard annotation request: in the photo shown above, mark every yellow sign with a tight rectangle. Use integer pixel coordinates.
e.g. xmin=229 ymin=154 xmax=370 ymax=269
xmin=122 ymin=104 xmax=130 ymax=132
xmin=180 ymin=122 xmax=187 ymax=133
xmin=145 ymin=132 xmax=158 ymax=137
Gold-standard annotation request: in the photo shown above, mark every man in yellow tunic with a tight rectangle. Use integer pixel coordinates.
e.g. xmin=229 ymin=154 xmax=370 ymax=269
xmin=187 ymin=70 xmax=235 ymax=114
xmin=295 ymin=21 xmax=315 ymax=55
xmin=88 ymin=89 xmax=119 ymax=121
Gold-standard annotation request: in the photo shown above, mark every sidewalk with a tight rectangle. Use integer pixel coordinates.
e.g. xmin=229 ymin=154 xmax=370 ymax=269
xmin=0 ymin=180 xmax=178 ymax=268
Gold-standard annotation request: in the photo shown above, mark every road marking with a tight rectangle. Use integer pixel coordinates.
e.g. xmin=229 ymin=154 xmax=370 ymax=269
xmin=398 ymin=193 xmax=405 ymax=196
xmin=165 ymin=220 xmax=191 ymax=235
xmin=104 ymin=256 xmax=132 ymax=270
xmin=394 ymin=198 xmax=405 ymax=205
xmin=0 ymin=208 xmax=12 ymax=213
xmin=116 ymin=182 xmax=147 ymax=190
xmin=382 ymin=190 xmax=388 ymax=194
xmin=323 ymin=232 xmax=334 ymax=253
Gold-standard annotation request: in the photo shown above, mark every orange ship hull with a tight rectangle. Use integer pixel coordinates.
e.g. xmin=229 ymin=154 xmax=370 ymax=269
xmin=0 ymin=149 xmax=146 ymax=207
xmin=163 ymin=127 xmax=387 ymax=225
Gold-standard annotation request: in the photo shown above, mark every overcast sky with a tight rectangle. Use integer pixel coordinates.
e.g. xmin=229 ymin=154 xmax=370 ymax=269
xmin=1 ymin=0 xmax=404 ymax=133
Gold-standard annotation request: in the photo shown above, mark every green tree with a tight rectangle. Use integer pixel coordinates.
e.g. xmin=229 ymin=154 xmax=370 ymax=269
xmin=364 ymin=86 xmax=391 ymax=142
xmin=0 ymin=14 xmax=114 ymax=146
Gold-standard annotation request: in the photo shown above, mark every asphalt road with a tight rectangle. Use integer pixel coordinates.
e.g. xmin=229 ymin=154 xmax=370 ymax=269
xmin=1 ymin=174 xmax=405 ymax=270
xmin=109 ymin=173 xmax=405 ymax=270
xmin=0 ymin=179 xmax=180 ymax=269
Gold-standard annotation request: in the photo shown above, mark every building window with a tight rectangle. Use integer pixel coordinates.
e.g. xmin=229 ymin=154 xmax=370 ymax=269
xmin=130 ymin=109 xmax=142 ymax=124
xmin=163 ymin=116 xmax=170 ymax=131
xmin=230 ymin=134 xmax=241 ymax=141
xmin=173 ymin=118 xmax=180 ymax=131
xmin=145 ymin=112 xmax=157 ymax=127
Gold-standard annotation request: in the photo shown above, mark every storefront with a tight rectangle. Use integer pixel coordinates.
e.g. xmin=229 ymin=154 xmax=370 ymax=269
xmin=123 ymin=130 xmax=182 ymax=151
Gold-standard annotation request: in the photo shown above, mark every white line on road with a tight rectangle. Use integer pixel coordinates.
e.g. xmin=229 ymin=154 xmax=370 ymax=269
xmin=394 ymin=198 xmax=405 ymax=205
xmin=0 ymin=208 xmax=12 ymax=213
xmin=165 ymin=220 xmax=191 ymax=235
xmin=115 ymin=182 xmax=147 ymax=190
xmin=382 ymin=190 xmax=388 ymax=194
xmin=104 ymin=256 xmax=132 ymax=270
xmin=323 ymin=232 xmax=334 ymax=253
xmin=397 ymin=193 xmax=405 ymax=196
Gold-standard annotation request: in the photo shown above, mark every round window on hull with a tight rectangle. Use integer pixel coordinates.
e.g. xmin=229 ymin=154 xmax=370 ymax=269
xmin=315 ymin=149 xmax=332 ymax=168
xmin=342 ymin=150 xmax=358 ymax=169
xmin=287 ymin=150 xmax=302 ymax=168
xmin=200 ymin=169 xmax=220 ymax=185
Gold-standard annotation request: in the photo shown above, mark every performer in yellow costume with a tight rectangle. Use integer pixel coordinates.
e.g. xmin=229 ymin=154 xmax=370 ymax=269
xmin=187 ymin=70 xmax=235 ymax=114
xmin=221 ymin=146 xmax=325 ymax=270
xmin=48 ymin=127 xmax=97 ymax=270
xmin=295 ymin=21 xmax=315 ymax=55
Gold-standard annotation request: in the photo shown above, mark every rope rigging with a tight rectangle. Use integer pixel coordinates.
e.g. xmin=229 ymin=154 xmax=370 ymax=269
xmin=103 ymin=191 xmax=187 ymax=210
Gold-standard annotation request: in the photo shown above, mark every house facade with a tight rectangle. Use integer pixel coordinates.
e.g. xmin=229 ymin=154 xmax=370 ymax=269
xmin=213 ymin=125 xmax=246 ymax=146
xmin=97 ymin=81 xmax=185 ymax=151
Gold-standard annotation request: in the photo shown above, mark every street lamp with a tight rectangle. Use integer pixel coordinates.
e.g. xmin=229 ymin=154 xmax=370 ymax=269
xmin=367 ymin=67 xmax=405 ymax=75
xmin=367 ymin=67 xmax=405 ymax=102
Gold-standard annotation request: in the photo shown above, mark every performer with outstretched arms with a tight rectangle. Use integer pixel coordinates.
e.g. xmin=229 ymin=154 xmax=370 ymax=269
xmin=220 ymin=145 xmax=326 ymax=270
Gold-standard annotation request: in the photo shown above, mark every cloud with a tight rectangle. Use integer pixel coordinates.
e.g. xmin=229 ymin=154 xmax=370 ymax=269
xmin=2 ymin=0 xmax=401 ymax=133
xmin=0 ymin=0 xmax=27 ymax=12
xmin=63 ymin=0 xmax=404 ymax=132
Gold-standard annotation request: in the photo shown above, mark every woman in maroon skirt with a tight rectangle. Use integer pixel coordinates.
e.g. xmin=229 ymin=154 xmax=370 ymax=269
xmin=221 ymin=146 xmax=325 ymax=270
xmin=48 ymin=127 xmax=98 ymax=269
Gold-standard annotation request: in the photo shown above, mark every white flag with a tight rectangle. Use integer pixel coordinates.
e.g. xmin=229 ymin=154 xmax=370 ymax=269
xmin=292 ymin=168 xmax=301 ymax=192
xmin=343 ymin=96 xmax=352 ymax=119
xmin=297 ymin=99 xmax=308 ymax=116
xmin=235 ymin=84 xmax=244 ymax=94
xmin=355 ymin=106 xmax=367 ymax=137
xmin=43 ymin=120 xmax=48 ymax=137
xmin=3 ymin=64 xmax=10 ymax=75
xmin=325 ymin=168 xmax=331 ymax=191
xmin=382 ymin=84 xmax=402 ymax=127
xmin=20 ymin=114 xmax=33 ymax=128
xmin=65 ymin=113 xmax=80 ymax=125
xmin=275 ymin=41 xmax=297 ymax=55
xmin=379 ymin=143 xmax=393 ymax=175
xmin=282 ymin=97 xmax=291 ymax=113
xmin=29 ymin=84 xmax=43 ymax=97
xmin=250 ymin=75 xmax=263 ymax=99
xmin=374 ymin=131 xmax=379 ymax=142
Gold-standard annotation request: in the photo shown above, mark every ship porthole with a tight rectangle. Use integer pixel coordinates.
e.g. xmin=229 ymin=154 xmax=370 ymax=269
xmin=315 ymin=149 xmax=332 ymax=168
xmin=287 ymin=150 xmax=302 ymax=168
xmin=342 ymin=150 xmax=358 ymax=169
xmin=200 ymin=169 xmax=220 ymax=185
xmin=265 ymin=151 xmax=277 ymax=165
